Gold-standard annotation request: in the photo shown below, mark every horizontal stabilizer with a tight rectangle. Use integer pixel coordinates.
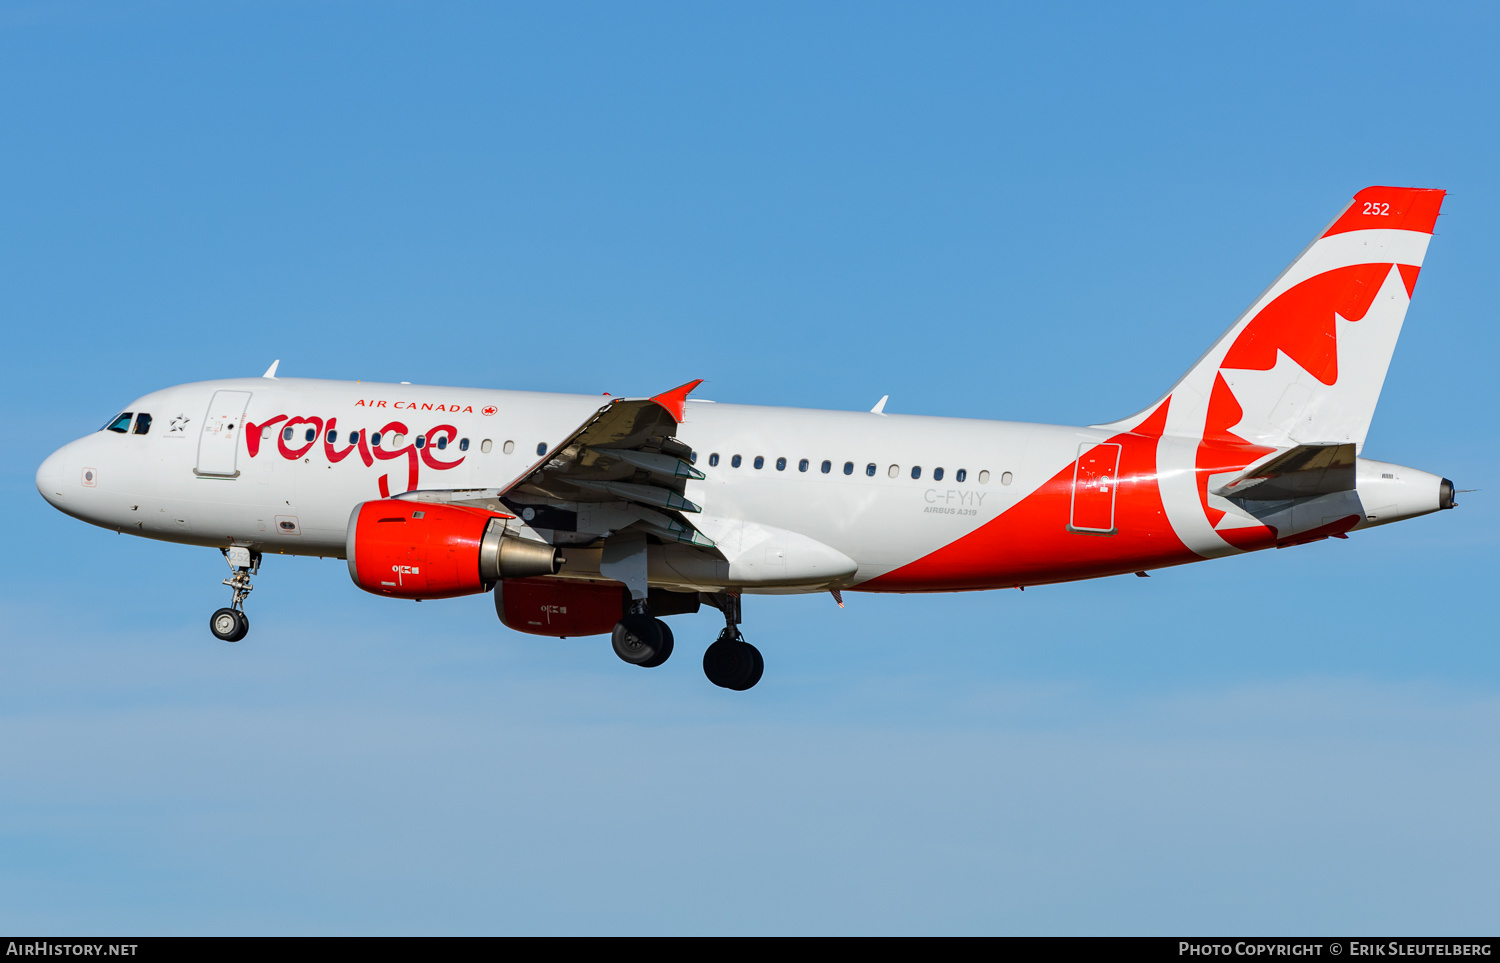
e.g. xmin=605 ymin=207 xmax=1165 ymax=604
xmin=1211 ymin=443 xmax=1356 ymax=501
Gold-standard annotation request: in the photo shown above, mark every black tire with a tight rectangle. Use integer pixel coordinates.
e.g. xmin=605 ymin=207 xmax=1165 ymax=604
xmin=611 ymin=613 xmax=665 ymax=665
xmin=703 ymin=637 xmax=763 ymax=690
xmin=739 ymin=642 xmax=764 ymax=690
xmin=210 ymin=607 xmax=248 ymax=643
xmin=639 ymin=620 xmax=674 ymax=668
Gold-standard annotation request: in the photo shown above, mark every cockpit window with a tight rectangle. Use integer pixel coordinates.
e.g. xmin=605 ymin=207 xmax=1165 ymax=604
xmin=104 ymin=413 xmax=132 ymax=433
xmin=133 ymin=413 xmax=152 ymax=435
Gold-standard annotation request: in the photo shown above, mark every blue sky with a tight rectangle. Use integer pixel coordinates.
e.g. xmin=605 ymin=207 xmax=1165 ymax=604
xmin=2 ymin=0 xmax=1497 ymax=934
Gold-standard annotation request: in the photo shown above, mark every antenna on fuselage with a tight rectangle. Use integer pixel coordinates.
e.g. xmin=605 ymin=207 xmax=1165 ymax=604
xmin=870 ymin=395 xmax=888 ymax=415
xmin=262 ymin=360 xmax=280 ymax=379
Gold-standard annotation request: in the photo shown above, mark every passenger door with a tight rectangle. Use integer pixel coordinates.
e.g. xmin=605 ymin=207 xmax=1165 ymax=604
xmin=196 ymin=390 xmax=253 ymax=477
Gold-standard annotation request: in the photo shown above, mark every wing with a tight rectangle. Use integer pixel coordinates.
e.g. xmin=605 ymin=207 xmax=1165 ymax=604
xmin=396 ymin=380 xmax=717 ymax=548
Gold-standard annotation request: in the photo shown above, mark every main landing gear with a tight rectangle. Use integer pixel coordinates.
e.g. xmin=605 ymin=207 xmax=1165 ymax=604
xmin=701 ymin=592 xmax=762 ymax=691
xmin=611 ymin=600 xmax=675 ymax=668
xmin=210 ymin=546 xmax=260 ymax=643
xmin=609 ymin=591 xmax=762 ymax=689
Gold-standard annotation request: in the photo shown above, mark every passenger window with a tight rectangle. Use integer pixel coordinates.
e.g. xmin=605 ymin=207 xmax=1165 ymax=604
xmin=709 ymin=453 xmax=720 ymax=467
xmin=305 ymin=427 xmax=316 ymax=442
xmin=104 ymin=412 xmax=133 ymax=433
xmin=821 ymin=460 xmax=831 ymax=474
xmin=348 ymin=431 xmax=359 ymax=445
xmin=979 ymin=470 xmax=990 ymax=484
xmin=372 ymin=432 xmax=383 ymax=447
xmin=866 ymin=463 xmax=876 ymax=477
xmin=1001 ymin=471 xmax=1013 ymax=485
xmin=390 ymin=433 xmax=405 ymax=447
xmin=775 ymin=457 xmax=786 ymax=471
xmin=283 ymin=427 xmax=294 ymax=441
xmin=435 ymin=436 xmax=447 ymax=450
xmin=732 ymin=455 xmax=742 ymax=468
xmin=933 ymin=467 xmax=944 ymax=481
xmin=956 ymin=469 xmax=967 ymax=482
xmin=843 ymin=461 xmax=854 ymax=475
xmin=133 ymin=413 xmax=152 ymax=435
xmin=911 ymin=466 xmax=921 ymax=480
xmin=753 ymin=456 xmax=764 ymax=469
xmin=502 ymin=440 xmax=514 ymax=454
xmin=481 ymin=439 xmax=493 ymax=454
xmin=689 ymin=451 xmax=697 ymax=465
xmin=327 ymin=430 xmax=338 ymax=444
xmin=537 ymin=443 xmax=548 ymax=456
xmin=887 ymin=465 xmax=899 ymax=479
xmin=458 ymin=438 xmax=468 ymax=451
xmin=799 ymin=459 xmax=809 ymax=472
xmin=415 ymin=435 xmax=426 ymax=449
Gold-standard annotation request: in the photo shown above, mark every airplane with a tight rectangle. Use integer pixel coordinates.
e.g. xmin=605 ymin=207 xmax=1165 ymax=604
xmin=35 ymin=186 xmax=1457 ymax=691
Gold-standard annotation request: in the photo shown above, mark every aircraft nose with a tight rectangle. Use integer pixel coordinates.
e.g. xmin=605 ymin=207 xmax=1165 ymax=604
xmin=36 ymin=447 xmax=69 ymax=509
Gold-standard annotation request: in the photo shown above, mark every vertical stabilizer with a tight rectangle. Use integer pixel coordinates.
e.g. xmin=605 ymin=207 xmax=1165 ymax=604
xmin=1100 ymin=186 xmax=1445 ymax=453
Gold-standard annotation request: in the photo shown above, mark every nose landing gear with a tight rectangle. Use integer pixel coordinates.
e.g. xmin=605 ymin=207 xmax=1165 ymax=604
xmin=210 ymin=546 xmax=260 ymax=642
xmin=701 ymin=591 xmax=762 ymax=691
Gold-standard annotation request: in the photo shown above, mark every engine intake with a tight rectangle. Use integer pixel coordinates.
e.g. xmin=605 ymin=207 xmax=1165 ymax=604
xmin=346 ymin=499 xmax=560 ymax=600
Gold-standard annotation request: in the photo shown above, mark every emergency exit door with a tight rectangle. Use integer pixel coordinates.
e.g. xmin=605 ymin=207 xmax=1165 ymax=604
xmin=1069 ymin=442 xmax=1122 ymax=534
xmin=195 ymin=390 xmax=253 ymax=477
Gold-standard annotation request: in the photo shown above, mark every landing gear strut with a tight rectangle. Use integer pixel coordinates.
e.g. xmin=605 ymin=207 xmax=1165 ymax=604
xmin=611 ymin=598 xmax=674 ymax=668
xmin=701 ymin=591 xmax=763 ymax=690
xmin=210 ymin=546 xmax=260 ymax=643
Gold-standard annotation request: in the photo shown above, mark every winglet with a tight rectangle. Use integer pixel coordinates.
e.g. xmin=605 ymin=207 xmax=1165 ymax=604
xmin=649 ymin=379 xmax=704 ymax=423
xmin=262 ymin=360 xmax=280 ymax=379
xmin=871 ymin=395 xmax=888 ymax=414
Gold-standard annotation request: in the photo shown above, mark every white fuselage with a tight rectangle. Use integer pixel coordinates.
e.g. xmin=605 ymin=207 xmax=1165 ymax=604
xmin=36 ymin=375 xmax=1450 ymax=595
xmin=35 ymin=377 xmax=1090 ymax=584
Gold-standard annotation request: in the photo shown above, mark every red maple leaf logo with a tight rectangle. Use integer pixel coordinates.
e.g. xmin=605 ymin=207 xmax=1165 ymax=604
xmin=482 ymin=406 xmax=497 ymax=416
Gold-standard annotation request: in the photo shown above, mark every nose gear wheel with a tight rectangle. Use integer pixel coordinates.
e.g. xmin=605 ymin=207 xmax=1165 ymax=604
xmin=210 ymin=607 xmax=249 ymax=642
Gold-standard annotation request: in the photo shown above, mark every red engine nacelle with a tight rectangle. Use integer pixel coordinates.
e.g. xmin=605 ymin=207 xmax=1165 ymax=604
xmin=345 ymin=500 xmax=560 ymax=600
xmin=494 ymin=577 xmax=627 ymax=638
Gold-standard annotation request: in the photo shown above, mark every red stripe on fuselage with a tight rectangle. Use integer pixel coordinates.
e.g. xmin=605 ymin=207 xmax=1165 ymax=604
xmin=860 ymin=400 xmax=1197 ymax=592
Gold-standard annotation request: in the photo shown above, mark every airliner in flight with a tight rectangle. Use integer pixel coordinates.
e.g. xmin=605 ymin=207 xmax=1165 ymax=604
xmin=36 ymin=186 xmax=1456 ymax=690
